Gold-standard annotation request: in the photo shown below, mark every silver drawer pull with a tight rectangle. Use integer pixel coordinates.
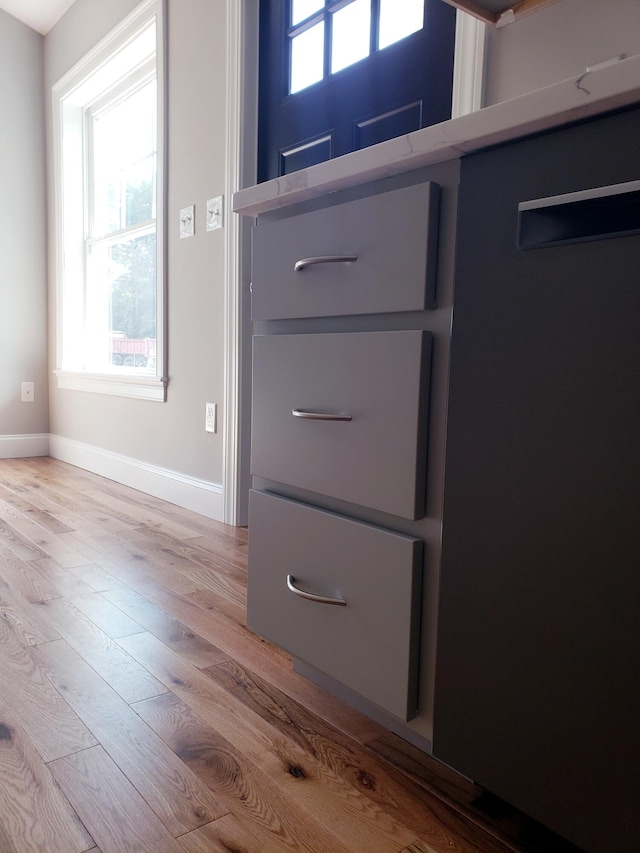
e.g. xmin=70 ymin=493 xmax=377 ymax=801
xmin=292 ymin=409 xmax=352 ymax=422
xmin=294 ymin=254 xmax=358 ymax=272
xmin=286 ymin=575 xmax=347 ymax=607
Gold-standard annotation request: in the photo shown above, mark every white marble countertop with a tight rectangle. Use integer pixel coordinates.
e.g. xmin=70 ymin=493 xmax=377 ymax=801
xmin=233 ymin=53 xmax=640 ymax=218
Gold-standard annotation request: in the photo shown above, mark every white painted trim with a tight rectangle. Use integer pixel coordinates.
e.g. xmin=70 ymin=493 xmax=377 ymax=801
xmin=223 ymin=0 xmax=242 ymax=526
xmin=0 ymin=435 xmax=50 ymax=459
xmin=49 ymin=434 xmax=224 ymax=521
xmin=223 ymin=0 xmax=258 ymax=526
xmin=54 ymin=370 xmax=167 ymax=401
xmin=452 ymin=10 xmax=487 ymax=118
xmin=51 ymin=51 xmax=65 ymax=375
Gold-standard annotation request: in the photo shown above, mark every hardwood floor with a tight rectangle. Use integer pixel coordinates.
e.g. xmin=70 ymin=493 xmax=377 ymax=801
xmin=0 ymin=457 xmax=581 ymax=853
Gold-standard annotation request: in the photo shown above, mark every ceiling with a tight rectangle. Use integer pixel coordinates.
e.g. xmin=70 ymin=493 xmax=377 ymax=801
xmin=0 ymin=0 xmax=76 ymax=34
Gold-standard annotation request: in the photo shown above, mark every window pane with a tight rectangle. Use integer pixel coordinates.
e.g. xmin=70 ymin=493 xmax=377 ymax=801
xmin=291 ymin=0 xmax=323 ymax=26
xmin=331 ymin=0 xmax=370 ymax=75
xmin=379 ymin=0 xmax=424 ymax=49
xmin=87 ymin=230 xmax=157 ymax=371
xmin=290 ymin=22 xmax=324 ymax=94
xmin=92 ymin=79 xmax=157 ymax=235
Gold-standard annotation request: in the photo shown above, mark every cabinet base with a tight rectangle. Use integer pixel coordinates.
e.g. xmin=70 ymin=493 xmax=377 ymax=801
xmin=293 ymin=658 xmax=432 ymax=754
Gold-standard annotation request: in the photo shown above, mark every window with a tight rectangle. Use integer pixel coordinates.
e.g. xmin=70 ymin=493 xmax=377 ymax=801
xmin=53 ymin=0 xmax=166 ymax=400
xmin=258 ymin=0 xmax=456 ymax=181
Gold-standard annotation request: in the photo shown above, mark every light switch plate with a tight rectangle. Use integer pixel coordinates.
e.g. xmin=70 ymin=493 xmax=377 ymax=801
xmin=180 ymin=205 xmax=195 ymax=239
xmin=205 ymin=402 xmax=217 ymax=433
xmin=206 ymin=196 xmax=224 ymax=231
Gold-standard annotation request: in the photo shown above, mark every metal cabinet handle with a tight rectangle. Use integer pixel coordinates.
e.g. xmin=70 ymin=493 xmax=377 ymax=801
xmin=286 ymin=575 xmax=347 ymax=606
xmin=292 ymin=409 xmax=352 ymax=422
xmin=294 ymin=254 xmax=358 ymax=272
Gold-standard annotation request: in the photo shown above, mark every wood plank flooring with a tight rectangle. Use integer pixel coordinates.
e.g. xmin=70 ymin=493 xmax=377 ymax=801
xmin=0 ymin=457 xmax=582 ymax=853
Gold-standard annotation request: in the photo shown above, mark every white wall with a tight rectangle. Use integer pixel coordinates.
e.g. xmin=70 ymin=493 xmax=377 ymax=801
xmin=44 ymin=0 xmax=230 ymax=517
xmin=483 ymin=0 xmax=640 ymax=105
xmin=0 ymin=9 xmax=48 ymax=451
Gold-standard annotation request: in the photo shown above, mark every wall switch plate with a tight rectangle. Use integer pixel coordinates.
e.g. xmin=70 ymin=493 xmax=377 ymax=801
xmin=206 ymin=196 xmax=224 ymax=231
xmin=180 ymin=205 xmax=195 ymax=239
xmin=205 ymin=402 xmax=217 ymax=433
xmin=21 ymin=381 xmax=34 ymax=402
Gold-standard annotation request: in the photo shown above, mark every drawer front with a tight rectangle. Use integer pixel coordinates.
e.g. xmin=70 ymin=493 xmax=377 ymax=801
xmin=251 ymin=330 xmax=431 ymax=520
xmin=247 ymin=490 xmax=423 ymax=721
xmin=251 ymin=181 xmax=440 ymax=320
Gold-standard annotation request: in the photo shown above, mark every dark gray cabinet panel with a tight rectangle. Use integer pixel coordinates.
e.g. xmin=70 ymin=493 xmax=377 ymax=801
xmin=247 ymin=490 xmax=423 ymax=720
xmin=434 ymin=107 xmax=640 ymax=853
xmin=251 ymin=182 xmax=440 ymax=320
xmin=251 ymin=330 xmax=431 ymax=519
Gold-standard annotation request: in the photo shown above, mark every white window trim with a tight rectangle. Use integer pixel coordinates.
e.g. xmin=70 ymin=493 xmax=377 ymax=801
xmin=55 ymin=371 xmax=167 ymax=400
xmin=52 ymin=0 xmax=167 ymax=402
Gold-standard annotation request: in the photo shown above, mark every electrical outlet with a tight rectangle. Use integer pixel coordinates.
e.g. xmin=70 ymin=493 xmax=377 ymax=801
xmin=21 ymin=381 xmax=35 ymax=402
xmin=205 ymin=402 xmax=217 ymax=433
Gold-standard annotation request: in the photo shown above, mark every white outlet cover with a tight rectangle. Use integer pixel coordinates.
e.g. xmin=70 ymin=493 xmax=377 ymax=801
xmin=206 ymin=196 xmax=224 ymax=231
xmin=180 ymin=205 xmax=195 ymax=239
xmin=21 ymin=381 xmax=35 ymax=402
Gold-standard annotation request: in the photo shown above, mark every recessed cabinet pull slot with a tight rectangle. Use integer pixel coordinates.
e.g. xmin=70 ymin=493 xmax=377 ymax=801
xmin=294 ymin=254 xmax=358 ymax=272
xmin=292 ymin=409 xmax=352 ymax=421
xmin=517 ymin=179 xmax=640 ymax=249
xmin=286 ymin=574 xmax=347 ymax=606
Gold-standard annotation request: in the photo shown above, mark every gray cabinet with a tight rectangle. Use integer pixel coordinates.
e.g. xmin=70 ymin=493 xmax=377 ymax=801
xmin=245 ymin=104 xmax=640 ymax=852
xmin=247 ymin=171 xmax=457 ymax=735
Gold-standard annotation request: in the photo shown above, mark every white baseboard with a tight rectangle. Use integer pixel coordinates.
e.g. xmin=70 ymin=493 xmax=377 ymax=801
xmin=48 ymin=434 xmax=224 ymax=522
xmin=0 ymin=434 xmax=50 ymax=459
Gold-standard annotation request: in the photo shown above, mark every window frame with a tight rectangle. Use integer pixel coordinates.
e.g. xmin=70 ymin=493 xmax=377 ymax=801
xmin=52 ymin=0 xmax=167 ymax=401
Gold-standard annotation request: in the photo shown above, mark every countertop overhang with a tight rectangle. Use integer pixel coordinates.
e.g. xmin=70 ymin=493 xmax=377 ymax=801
xmin=233 ymin=53 xmax=640 ymax=218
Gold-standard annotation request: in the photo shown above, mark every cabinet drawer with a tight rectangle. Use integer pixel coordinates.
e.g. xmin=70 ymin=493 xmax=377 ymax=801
xmin=251 ymin=330 xmax=431 ymax=520
xmin=251 ymin=182 xmax=440 ymax=320
xmin=247 ymin=490 xmax=423 ymax=721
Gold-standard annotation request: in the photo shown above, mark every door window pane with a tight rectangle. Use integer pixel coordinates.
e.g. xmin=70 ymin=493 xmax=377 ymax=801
xmin=290 ymin=21 xmax=325 ymax=93
xmin=379 ymin=0 xmax=424 ymax=50
xmin=331 ymin=0 xmax=370 ymax=75
xmin=292 ymin=0 xmax=324 ymax=25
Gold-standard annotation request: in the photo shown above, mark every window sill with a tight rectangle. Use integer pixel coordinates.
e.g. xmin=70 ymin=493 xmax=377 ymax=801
xmin=54 ymin=370 xmax=167 ymax=401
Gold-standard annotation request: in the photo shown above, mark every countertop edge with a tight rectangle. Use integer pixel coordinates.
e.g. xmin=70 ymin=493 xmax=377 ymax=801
xmin=233 ymin=54 xmax=640 ymax=218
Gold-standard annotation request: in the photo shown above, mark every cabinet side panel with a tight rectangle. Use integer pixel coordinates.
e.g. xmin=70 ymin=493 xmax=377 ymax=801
xmin=434 ymin=107 xmax=640 ymax=853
